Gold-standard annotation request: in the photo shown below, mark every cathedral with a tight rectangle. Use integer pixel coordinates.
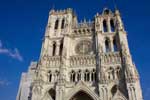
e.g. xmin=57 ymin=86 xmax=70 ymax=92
xmin=16 ymin=8 xmax=143 ymax=100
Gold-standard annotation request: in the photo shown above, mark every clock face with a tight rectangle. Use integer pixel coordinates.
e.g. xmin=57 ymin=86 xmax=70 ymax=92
xmin=75 ymin=40 xmax=92 ymax=54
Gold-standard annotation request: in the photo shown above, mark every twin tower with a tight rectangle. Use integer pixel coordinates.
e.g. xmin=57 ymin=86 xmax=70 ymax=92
xmin=17 ymin=8 xmax=143 ymax=100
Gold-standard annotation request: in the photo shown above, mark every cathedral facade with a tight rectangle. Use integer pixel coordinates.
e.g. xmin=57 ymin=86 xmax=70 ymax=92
xmin=16 ymin=8 xmax=143 ymax=100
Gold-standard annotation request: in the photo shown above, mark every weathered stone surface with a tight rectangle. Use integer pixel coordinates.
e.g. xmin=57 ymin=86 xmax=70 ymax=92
xmin=17 ymin=8 xmax=143 ymax=100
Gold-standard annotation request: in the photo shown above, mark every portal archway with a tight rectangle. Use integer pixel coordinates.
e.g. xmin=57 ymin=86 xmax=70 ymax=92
xmin=70 ymin=91 xmax=94 ymax=100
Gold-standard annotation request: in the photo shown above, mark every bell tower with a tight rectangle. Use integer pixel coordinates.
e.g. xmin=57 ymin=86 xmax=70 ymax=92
xmin=40 ymin=8 xmax=76 ymax=57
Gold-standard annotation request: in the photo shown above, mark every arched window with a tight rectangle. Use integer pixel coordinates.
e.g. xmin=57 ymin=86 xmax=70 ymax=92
xmin=103 ymin=20 xmax=108 ymax=32
xmin=55 ymin=19 xmax=59 ymax=29
xmin=111 ymin=85 xmax=118 ymax=96
xmin=70 ymin=71 xmax=75 ymax=82
xmin=84 ymin=70 xmax=90 ymax=81
xmin=70 ymin=91 xmax=94 ymax=100
xmin=104 ymin=9 xmax=110 ymax=15
xmin=91 ymin=69 xmax=96 ymax=81
xmin=77 ymin=70 xmax=81 ymax=81
xmin=53 ymin=70 xmax=59 ymax=82
xmin=110 ymin=19 xmax=115 ymax=32
xmin=59 ymin=39 xmax=63 ymax=56
xmin=55 ymin=70 xmax=59 ymax=76
xmin=52 ymin=42 xmax=56 ymax=56
xmin=48 ymin=71 xmax=52 ymax=82
xmin=105 ymin=38 xmax=110 ymax=52
xmin=108 ymin=67 xmax=114 ymax=80
xmin=61 ymin=19 xmax=65 ymax=29
xmin=113 ymin=38 xmax=118 ymax=51
xmin=49 ymin=89 xmax=56 ymax=100
xmin=116 ymin=67 xmax=121 ymax=79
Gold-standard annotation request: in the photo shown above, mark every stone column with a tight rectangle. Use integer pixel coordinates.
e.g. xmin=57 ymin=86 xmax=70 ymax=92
xmin=89 ymin=72 xmax=92 ymax=82
xmin=58 ymin=18 xmax=62 ymax=36
xmin=56 ymin=40 xmax=61 ymax=56
xmin=107 ymin=18 xmax=111 ymax=33
xmin=58 ymin=18 xmax=62 ymax=29
xmin=75 ymin=72 xmax=77 ymax=82
xmin=48 ymin=41 xmax=53 ymax=56
xmin=81 ymin=72 xmax=84 ymax=81
xmin=110 ymin=38 xmax=114 ymax=52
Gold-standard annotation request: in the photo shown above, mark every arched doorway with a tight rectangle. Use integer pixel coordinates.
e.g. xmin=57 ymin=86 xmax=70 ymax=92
xmin=48 ymin=89 xmax=56 ymax=100
xmin=70 ymin=91 xmax=94 ymax=100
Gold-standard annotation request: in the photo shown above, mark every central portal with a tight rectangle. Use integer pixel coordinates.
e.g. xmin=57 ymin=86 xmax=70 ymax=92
xmin=70 ymin=91 xmax=94 ymax=100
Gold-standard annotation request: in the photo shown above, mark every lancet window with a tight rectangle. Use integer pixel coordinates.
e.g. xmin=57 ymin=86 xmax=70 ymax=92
xmin=48 ymin=71 xmax=52 ymax=82
xmin=105 ymin=38 xmax=111 ymax=52
xmin=103 ymin=20 xmax=108 ymax=32
xmin=110 ymin=19 xmax=115 ymax=32
xmin=59 ymin=39 xmax=63 ymax=56
xmin=61 ymin=18 xmax=65 ymax=29
xmin=54 ymin=19 xmax=59 ymax=29
xmin=52 ymin=42 xmax=56 ymax=56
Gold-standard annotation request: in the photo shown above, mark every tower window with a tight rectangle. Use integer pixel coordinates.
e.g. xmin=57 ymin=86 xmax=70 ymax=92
xmin=104 ymin=9 xmax=110 ymax=15
xmin=61 ymin=19 xmax=65 ymax=29
xmin=52 ymin=42 xmax=56 ymax=56
xmin=113 ymin=38 xmax=118 ymax=51
xmin=103 ymin=20 xmax=108 ymax=32
xmin=77 ymin=70 xmax=81 ymax=81
xmin=59 ymin=39 xmax=63 ymax=56
xmin=70 ymin=71 xmax=76 ymax=82
xmin=48 ymin=71 xmax=52 ymax=82
xmin=55 ymin=19 xmax=59 ymax=29
xmin=105 ymin=39 xmax=110 ymax=52
xmin=84 ymin=70 xmax=90 ymax=81
xmin=111 ymin=85 xmax=118 ymax=96
xmin=110 ymin=19 xmax=115 ymax=32
xmin=49 ymin=89 xmax=56 ymax=100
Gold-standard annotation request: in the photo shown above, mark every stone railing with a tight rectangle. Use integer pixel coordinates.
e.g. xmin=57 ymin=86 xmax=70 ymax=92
xmin=72 ymin=28 xmax=93 ymax=36
xmin=70 ymin=55 xmax=96 ymax=66
xmin=42 ymin=55 xmax=61 ymax=67
xmin=101 ymin=52 xmax=121 ymax=64
xmin=73 ymin=22 xmax=94 ymax=29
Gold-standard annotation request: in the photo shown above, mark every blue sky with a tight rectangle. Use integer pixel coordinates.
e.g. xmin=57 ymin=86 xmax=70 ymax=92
xmin=0 ymin=0 xmax=150 ymax=100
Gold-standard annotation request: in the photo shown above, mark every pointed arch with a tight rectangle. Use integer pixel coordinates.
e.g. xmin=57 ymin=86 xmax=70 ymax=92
xmin=111 ymin=85 xmax=118 ymax=96
xmin=110 ymin=19 xmax=115 ymax=32
xmin=103 ymin=20 xmax=108 ymax=32
xmin=70 ymin=91 xmax=94 ymax=100
xmin=77 ymin=70 xmax=82 ymax=81
xmin=103 ymin=9 xmax=110 ymax=15
xmin=61 ymin=18 xmax=65 ymax=29
xmin=70 ymin=70 xmax=76 ymax=82
xmin=91 ymin=69 xmax=96 ymax=82
xmin=48 ymin=88 xmax=56 ymax=100
xmin=111 ymin=85 xmax=127 ymax=100
xmin=55 ymin=19 xmax=59 ymax=29
xmin=112 ymin=90 xmax=127 ymax=100
xmin=52 ymin=42 xmax=56 ymax=56
xmin=84 ymin=69 xmax=90 ymax=81
xmin=66 ymin=81 xmax=99 ymax=100
xmin=48 ymin=71 xmax=52 ymax=82
xmin=41 ymin=92 xmax=53 ymax=100
xmin=41 ymin=88 xmax=56 ymax=100
xmin=113 ymin=37 xmax=118 ymax=51
xmin=59 ymin=39 xmax=63 ymax=56
xmin=105 ymin=38 xmax=111 ymax=52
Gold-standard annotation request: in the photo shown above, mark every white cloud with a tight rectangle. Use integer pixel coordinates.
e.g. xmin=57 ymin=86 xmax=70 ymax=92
xmin=9 ymin=48 xmax=23 ymax=62
xmin=0 ymin=79 xmax=11 ymax=86
xmin=0 ymin=40 xmax=23 ymax=62
xmin=145 ymin=87 xmax=150 ymax=98
xmin=0 ymin=40 xmax=2 ymax=48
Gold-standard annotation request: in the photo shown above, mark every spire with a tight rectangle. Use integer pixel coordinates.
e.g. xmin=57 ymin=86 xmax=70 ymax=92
xmin=112 ymin=0 xmax=118 ymax=10
xmin=49 ymin=4 xmax=55 ymax=14
xmin=52 ymin=3 xmax=55 ymax=10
